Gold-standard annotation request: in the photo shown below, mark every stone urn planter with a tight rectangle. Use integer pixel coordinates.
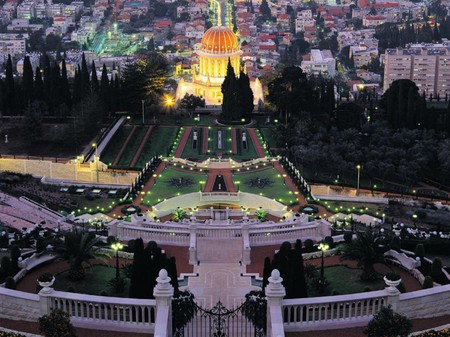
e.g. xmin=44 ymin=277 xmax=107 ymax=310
xmin=38 ymin=273 xmax=55 ymax=294
xmin=384 ymin=272 xmax=401 ymax=293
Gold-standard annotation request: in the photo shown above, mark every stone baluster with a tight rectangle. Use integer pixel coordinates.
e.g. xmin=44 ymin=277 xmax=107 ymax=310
xmin=153 ymin=269 xmax=174 ymax=337
xmin=265 ymin=269 xmax=286 ymax=337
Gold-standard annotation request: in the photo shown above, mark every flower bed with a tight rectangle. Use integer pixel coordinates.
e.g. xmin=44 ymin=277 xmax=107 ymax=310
xmin=413 ymin=328 xmax=450 ymax=337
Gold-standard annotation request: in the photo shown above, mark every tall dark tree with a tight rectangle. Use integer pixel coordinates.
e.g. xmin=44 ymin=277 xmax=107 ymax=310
xmin=43 ymin=54 xmax=52 ymax=109
xmin=34 ymin=66 xmax=44 ymax=102
xmin=100 ymin=64 xmax=110 ymax=115
xmin=221 ymin=59 xmax=238 ymax=121
xmin=121 ymin=52 xmax=169 ymax=112
xmin=80 ymin=53 xmax=90 ymax=95
xmin=237 ymin=71 xmax=254 ymax=115
xmin=129 ymin=239 xmax=149 ymax=298
xmin=50 ymin=62 xmax=62 ymax=114
xmin=22 ymin=56 xmax=34 ymax=105
xmin=5 ymin=54 xmax=15 ymax=115
xmin=61 ymin=59 xmax=72 ymax=109
xmin=73 ymin=66 xmax=82 ymax=104
xmin=91 ymin=60 xmax=99 ymax=92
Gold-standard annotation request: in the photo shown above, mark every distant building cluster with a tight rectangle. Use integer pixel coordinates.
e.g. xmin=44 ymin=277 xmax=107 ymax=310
xmin=383 ymin=40 xmax=450 ymax=97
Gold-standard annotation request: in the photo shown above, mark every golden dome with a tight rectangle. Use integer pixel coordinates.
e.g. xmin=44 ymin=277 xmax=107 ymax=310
xmin=200 ymin=26 xmax=239 ymax=54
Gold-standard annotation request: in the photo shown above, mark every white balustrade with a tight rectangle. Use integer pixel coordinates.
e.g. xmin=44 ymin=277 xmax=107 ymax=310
xmin=282 ymin=290 xmax=388 ymax=331
xmin=49 ymin=291 xmax=156 ymax=333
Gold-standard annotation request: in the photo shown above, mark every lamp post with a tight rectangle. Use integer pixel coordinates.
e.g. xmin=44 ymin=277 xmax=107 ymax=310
xmin=111 ymin=242 xmax=124 ymax=279
xmin=141 ymin=100 xmax=145 ymax=124
xmin=318 ymin=242 xmax=329 ymax=278
xmin=412 ymin=214 xmax=418 ymax=228
xmin=356 ymin=165 xmax=361 ymax=196
xmin=93 ymin=143 xmax=99 ymax=182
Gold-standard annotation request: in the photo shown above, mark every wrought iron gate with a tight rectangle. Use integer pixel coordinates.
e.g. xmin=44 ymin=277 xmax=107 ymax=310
xmin=172 ymin=292 xmax=266 ymax=337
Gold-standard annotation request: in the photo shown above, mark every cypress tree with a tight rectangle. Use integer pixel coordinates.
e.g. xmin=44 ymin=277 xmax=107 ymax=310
xmin=262 ymin=256 xmax=271 ymax=289
xmin=43 ymin=54 xmax=52 ymax=109
xmin=61 ymin=59 xmax=72 ymax=109
xmin=51 ymin=62 xmax=62 ymax=107
xmin=221 ymin=59 xmax=237 ymax=121
xmin=22 ymin=56 xmax=34 ymax=105
xmin=5 ymin=54 xmax=15 ymax=115
xmin=406 ymin=86 xmax=416 ymax=128
xmin=34 ymin=67 xmax=44 ymax=101
xmin=100 ymin=64 xmax=110 ymax=114
xmin=73 ymin=66 xmax=82 ymax=104
xmin=129 ymin=238 xmax=148 ymax=299
xmin=81 ymin=53 xmax=90 ymax=96
xmin=291 ymin=242 xmax=308 ymax=298
xmin=237 ymin=70 xmax=254 ymax=116
xmin=91 ymin=60 xmax=99 ymax=92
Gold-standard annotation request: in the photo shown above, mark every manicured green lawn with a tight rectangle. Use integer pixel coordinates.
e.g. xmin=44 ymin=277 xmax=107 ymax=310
xmin=101 ymin=126 xmax=132 ymax=166
xmin=234 ymin=128 xmax=259 ymax=160
xmin=233 ymin=168 xmax=298 ymax=205
xmin=181 ymin=127 xmax=206 ymax=159
xmin=117 ymin=126 xmax=147 ymax=167
xmin=259 ymin=127 xmax=280 ymax=149
xmin=320 ymin=265 xmax=385 ymax=295
xmin=54 ymin=265 xmax=129 ymax=297
xmin=141 ymin=168 xmax=207 ymax=206
xmin=135 ymin=127 xmax=178 ymax=168
xmin=210 ymin=127 xmax=232 ymax=153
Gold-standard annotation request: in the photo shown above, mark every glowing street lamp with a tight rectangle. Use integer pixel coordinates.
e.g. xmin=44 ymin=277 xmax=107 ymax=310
xmin=111 ymin=242 xmax=124 ymax=279
xmin=318 ymin=242 xmax=329 ymax=278
xmin=356 ymin=165 xmax=361 ymax=196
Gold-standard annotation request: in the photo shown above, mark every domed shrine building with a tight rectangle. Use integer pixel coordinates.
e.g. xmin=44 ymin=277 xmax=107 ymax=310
xmin=176 ymin=26 xmax=264 ymax=106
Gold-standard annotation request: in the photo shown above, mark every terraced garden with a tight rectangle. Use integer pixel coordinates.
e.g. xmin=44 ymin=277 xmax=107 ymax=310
xmin=233 ymin=167 xmax=298 ymax=205
xmin=180 ymin=127 xmax=258 ymax=161
xmin=141 ymin=168 xmax=207 ymax=206
xmin=100 ymin=125 xmax=178 ymax=170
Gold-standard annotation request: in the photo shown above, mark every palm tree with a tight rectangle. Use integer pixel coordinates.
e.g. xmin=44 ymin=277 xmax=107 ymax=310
xmin=173 ymin=208 xmax=187 ymax=222
xmin=60 ymin=232 xmax=106 ymax=281
xmin=341 ymin=229 xmax=387 ymax=281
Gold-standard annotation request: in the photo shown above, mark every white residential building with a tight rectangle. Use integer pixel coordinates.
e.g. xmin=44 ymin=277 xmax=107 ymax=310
xmin=301 ymin=49 xmax=336 ymax=77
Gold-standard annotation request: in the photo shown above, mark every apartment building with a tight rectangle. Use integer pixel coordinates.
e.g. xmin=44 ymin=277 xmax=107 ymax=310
xmin=301 ymin=49 xmax=336 ymax=77
xmin=383 ymin=42 xmax=450 ymax=96
xmin=0 ymin=33 xmax=26 ymax=56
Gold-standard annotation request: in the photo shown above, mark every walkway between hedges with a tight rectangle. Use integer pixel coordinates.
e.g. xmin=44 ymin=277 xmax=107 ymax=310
xmin=174 ymin=126 xmax=192 ymax=158
xmin=112 ymin=126 xmax=137 ymax=166
xmin=129 ymin=125 xmax=154 ymax=167
xmin=247 ymin=128 xmax=265 ymax=158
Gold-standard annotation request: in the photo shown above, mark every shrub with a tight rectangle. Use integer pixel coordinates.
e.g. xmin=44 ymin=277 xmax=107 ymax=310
xmin=38 ymin=272 xmax=54 ymax=283
xmin=108 ymin=276 xmax=127 ymax=294
xmin=384 ymin=271 xmax=401 ymax=281
xmin=363 ymin=286 xmax=372 ymax=292
xmin=343 ymin=232 xmax=353 ymax=244
xmin=5 ymin=276 xmax=16 ymax=290
xmin=312 ymin=276 xmax=329 ymax=294
xmin=304 ymin=239 xmax=314 ymax=253
xmin=106 ymin=236 xmax=116 ymax=245
xmin=431 ymin=258 xmax=443 ymax=278
xmin=39 ymin=309 xmax=76 ymax=337
xmin=396 ymin=282 xmax=406 ymax=293
xmin=364 ymin=306 xmax=412 ymax=337
xmin=36 ymin=236 xmax=46 ymax=253
xmin=66 ymin=286 xmax=75 ymax=292
xmin=324 ymin=236 xmax=334 ymax=248
xmin=304 ymin=264 xmax=317 ymax=279
xmin=423 ymin=276 xmax=434 ymax=289
xmin=390 ymin=236 xmax=401 ymax=251
xmin=415 ymin=243 xmax=425 ymax=259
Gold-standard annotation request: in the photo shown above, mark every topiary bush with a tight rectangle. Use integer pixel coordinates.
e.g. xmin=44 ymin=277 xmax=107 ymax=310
xmin=5 ymin=276 xmax=16 ymax=290
xmin=364 ymin=306 xmax=412 ymax=337
xmin=39 ymin=309 xmax=76 ymax=337
xmin=304 ymin=239 xmax=315 ymax=253
xmin=343 ymin=232 xmax=353 ymax=244
xmin=431 ymin=258 xmax=443 ymax=278
xmin=422 ymin=276 xmax=434 ymax=289
xmin=415 ymin=243 xmax=425 ymax=260
xmin=324 ymin=236 xmax=334 ymax=249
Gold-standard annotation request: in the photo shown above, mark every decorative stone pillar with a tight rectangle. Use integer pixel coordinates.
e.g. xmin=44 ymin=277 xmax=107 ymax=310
xmin=38 ymin=284 xmax=55 ymax=316
xmin=189 ymin=224 xmax=197 ymax=265
xmin=241 ymin=223 xmax=251 ymax=265
xmin=153 ymin=269 xmax=174 ymax=337
xmin=265 ymin=269 xmax=286 ymax=337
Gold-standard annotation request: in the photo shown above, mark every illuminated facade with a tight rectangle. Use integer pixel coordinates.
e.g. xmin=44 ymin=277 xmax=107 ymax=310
xmin=176 ymin=26 xmax=264 ymax=106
